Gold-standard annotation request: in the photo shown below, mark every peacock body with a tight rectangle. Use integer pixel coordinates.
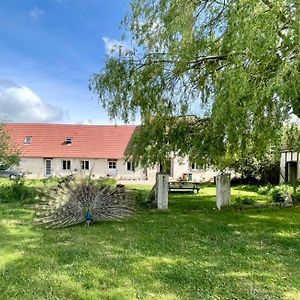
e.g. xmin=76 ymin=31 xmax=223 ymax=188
xmin=35 ymin=176 xmax=135 ymax=228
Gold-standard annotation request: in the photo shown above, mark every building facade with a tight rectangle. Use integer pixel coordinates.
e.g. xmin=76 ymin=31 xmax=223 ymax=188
xmin=280 ymin=150 xmax=300 ymax=184
xmin=6 ymin=123 xmax=218 ymax=182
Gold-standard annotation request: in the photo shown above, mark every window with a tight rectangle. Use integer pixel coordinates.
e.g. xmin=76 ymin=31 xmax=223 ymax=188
xmin=24 ymin=136 xmax=32 ymax=145
xmin=191 ymin=163 xmax=198 ymax=170
xmin=81 ymin=160 xmax=90 ymax=170
xmin=108 ymin=159 xmax=117 ymax=169
xmin=65 ymin=137 xmax=73 ymax=144
xmin=191 ymin=163 xmax=207 ymax=170
xmin=62 ymin=160 xmax=71 ymax=170
xmin=127 ymin=161 xmax=135 ymax=171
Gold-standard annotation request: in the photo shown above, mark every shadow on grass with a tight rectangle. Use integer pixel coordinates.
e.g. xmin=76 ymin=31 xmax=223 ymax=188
xmin=232 ymin=185 xmax=260 ymax=193
xmin=1 ymin=191 xmax=300 ymax=299
xmin=169 ymin=193 xmax=216 ymax=211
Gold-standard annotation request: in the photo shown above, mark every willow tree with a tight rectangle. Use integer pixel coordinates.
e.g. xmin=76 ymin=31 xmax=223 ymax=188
xmin=90 ymin=0 xmax=300 ymax=169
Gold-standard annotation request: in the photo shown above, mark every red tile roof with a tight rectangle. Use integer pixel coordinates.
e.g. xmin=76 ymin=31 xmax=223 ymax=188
xmin=5 ymin=123 xmax=137 ymax=159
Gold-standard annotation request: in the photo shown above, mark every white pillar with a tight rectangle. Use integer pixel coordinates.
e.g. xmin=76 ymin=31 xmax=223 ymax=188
xmin=216 ymin=174 xmax=231 ymax=210
xmin=156 ymin=173 xmax=169 ymax=209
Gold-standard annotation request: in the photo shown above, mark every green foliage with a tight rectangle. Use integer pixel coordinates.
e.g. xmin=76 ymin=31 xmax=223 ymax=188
xmin=41 ymin=176 xmax=117 ymax=187
xmin=230 ymin=151 xmax=280 ymax=185
xmin=266 ymin=185 xmax=293 ymax=203
xmin=134 ymin=189 xmax=150 ymax=208
xmin=257 ymin=184 xmax=273 ymax=195
xmin=0 ymin=123 xmax=20 ymax=168
xmin=234 ymin=196 xmax=256 ymax=206
xmin=41 ymin=176 xmax=61 ymax=185
xmin=282 ymin=124 xmax=300 ymax=152
xmin=0 ymin=178 xmax=37 ymax=204
xmin=291 ymin=192 xmax=300 ymax=203
xmin=100 ymin=177 xmax=117 ymax=187
xmin=91 ymin=0 xmax=300 ymax=169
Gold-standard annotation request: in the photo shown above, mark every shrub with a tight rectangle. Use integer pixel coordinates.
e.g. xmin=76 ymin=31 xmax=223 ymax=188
xmin=234 ymin=197 xmax=256 ymax=206
xmin=257 ymin=184 xmax=272 ymax=195
xmin=41 ymin=176 xmax=61 ymax=184
xmin=100 ymin=177 xmax=117 ymax=187
xmin=291 ymin=193 xmax=300 ymax=204
xmin=0 ymin=178 xmax=37 ymax=203
xmin=267 ymin=185 xmax=293 ymax=203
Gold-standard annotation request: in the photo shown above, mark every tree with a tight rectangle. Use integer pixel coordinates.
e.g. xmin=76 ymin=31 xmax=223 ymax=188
xmin=229 ymin=152 xmax=280 ymax=185
xmin=0 ymin=124 xmax=20 ymax=168
xmin=90 ymin=0 xmax=300 ymax=169
xmin=283 ymin=124 xmax=300 ymax=152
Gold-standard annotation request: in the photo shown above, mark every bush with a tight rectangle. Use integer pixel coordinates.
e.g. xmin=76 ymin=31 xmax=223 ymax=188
xmin=41 ymin=176 xmax=61 ymax=184
xmin=257 ymin=184 xmax=273 ymax=195
xmin=267 ymin=185 xmax=293 ymax=203
xmin=234 ymin=196 xmax=256 ymax=206
xmin=291 ymin=193 xmax=300 ymax=204
xmin=0 ymin=178 xmax=37 ymax=203
xmin=100 ymin=177 xmax=117 ymax=187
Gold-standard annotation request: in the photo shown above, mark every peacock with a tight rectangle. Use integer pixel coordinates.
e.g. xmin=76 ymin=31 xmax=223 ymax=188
xmin=35 ymin=176 xmax=135 ymax=228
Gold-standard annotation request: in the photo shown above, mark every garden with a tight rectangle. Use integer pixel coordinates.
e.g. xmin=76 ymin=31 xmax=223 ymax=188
xmin=1 ymin=178 xmax=300 ymax=299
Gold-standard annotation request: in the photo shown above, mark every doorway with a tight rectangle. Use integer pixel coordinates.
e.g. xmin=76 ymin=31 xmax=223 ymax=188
xmin=45 ymin=159 xmax=53 ymax=177
xmin=285 ymin=161 xmax=298 ymax=184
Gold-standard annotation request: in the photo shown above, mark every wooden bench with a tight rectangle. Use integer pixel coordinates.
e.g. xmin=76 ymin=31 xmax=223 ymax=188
xmin=168 ymin=181 xmax=200 ymax=193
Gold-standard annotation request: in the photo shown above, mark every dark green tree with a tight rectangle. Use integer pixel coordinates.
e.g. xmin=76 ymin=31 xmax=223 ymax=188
xmin=90 ymin=0 xmax=300 ymax=169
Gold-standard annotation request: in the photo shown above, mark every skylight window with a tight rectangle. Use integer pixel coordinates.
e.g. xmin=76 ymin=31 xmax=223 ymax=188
xmin=65 ymin=137 xmax=73 ymax=144
xmin=24 ymin=136 xmax=32 ymax=145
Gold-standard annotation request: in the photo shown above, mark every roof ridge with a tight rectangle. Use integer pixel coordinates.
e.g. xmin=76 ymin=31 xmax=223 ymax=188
xmin=5 ymin=123 xmax=137 ymax=127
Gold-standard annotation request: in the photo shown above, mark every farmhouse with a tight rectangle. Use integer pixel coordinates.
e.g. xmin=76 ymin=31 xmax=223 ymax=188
xmin=5 ymin=123 xmax=218 ymax=181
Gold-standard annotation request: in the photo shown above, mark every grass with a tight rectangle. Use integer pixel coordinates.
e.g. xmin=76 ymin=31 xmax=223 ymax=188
xmin=0 ymin=181 xmax=300 ymax=299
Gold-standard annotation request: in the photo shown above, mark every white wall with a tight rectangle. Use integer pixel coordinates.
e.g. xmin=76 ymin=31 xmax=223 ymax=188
xmin=20 ymin=156 xmax=224 ymax=182
xmin=145 ymin=157 xmax=220 ymax=183
xmin=280 ymin=151 xmax=300 ymax=183
xmin=19 ymin=158 xmax=45 ymax=178
xmin=172 ymin=157 xmax=219 ymax=182
xmin=19 ymin=157 xmax=147 ymax=180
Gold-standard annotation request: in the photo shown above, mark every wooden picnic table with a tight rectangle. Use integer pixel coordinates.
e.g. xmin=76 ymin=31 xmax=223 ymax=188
xmin=168 ymin=181 xmax=200 ymax=193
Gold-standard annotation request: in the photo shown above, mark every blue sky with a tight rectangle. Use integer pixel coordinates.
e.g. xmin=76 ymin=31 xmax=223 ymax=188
xmin=0 ymin=0 xmax=131 ymax=124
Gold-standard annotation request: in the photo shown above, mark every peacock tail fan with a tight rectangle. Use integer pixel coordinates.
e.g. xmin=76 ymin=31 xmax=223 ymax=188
xmin=35 ymin=176 xmax=136 ymax=228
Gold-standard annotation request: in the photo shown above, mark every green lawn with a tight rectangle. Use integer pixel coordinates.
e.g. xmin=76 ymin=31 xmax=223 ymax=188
xmin=0 ymin=183 xmax=300 ymax=299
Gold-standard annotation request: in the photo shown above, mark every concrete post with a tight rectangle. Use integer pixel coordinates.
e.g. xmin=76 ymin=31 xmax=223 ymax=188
xmin=156 ymin=173 xmax=169 ymax=209
xmin=216 ymin=173 xmax=231 ymax=210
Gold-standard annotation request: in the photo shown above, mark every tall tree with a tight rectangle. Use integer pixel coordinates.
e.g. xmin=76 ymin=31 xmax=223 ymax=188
xmin=90 ymin=0 xmax=300 ymax=169
xmin=0 ymin=124 xmax=20 ymax=168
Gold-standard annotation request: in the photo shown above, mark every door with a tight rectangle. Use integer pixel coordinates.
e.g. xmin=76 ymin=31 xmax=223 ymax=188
xmin=285 ymin=161 xmax=297 ymax=184
xmin=45 ymin=159 xmax=52 ymax=176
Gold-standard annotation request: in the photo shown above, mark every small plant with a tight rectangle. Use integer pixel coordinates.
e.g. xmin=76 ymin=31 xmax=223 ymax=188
xmin=0 ymin=178 xmax=37 ymax=203
xmin=100 ymin=177 xmax=117 ymax=187
xmin=257 ymin=184 xmax=272 ymax=195
xmin=291 ymin=193 xmax=300 ymax=204
xmin=234 ymin=196 xmax=256 ymax=206
xmin=267 ymin=185 xmax=293 ymax=203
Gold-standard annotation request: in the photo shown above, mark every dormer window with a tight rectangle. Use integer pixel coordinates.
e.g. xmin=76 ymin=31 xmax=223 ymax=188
xmin=65 ymin=137 xmax=73 ymax=145
xmin=24 ymin=136 xmax=32 ymax=145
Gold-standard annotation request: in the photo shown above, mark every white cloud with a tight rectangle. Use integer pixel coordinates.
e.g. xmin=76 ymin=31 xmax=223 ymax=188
xmin=0 ymin=85 xmax=64 ymax=122
xmin=29 ymin=7 xmax=45 ymax=20
xmin=102 ymin=37 xmax=131 ymax=56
